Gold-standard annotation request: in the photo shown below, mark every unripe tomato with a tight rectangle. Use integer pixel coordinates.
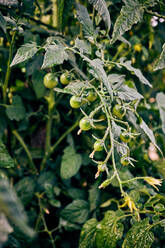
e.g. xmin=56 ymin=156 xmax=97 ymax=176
xmin=79 ymin=117 xmax=91 ymax=131
xmin=60 ymin=72 xmax=71 ymax=85
xmin=70 ymin=96 xmax=82 ymax=108
xmin=120 ymin=132 xmax=131 ymax=143
xmin=44 ymin=73 xmax=58 ymax=89
xmin=86 ymin=91 xmax=97 ymax=102
xmin=94 ymin=140 xmax=104 ymax=151
xmin=120 ymin=156 xmax=129 ymax=166
xmin=112 ymin=104 xmax=125 ymax=119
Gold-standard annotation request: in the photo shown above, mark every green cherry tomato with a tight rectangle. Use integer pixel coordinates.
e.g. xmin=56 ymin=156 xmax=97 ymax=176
xmin=94 ymin=140 xmax=104 ymax=151
xmin=79 ymin=117 xmax=92 ymax=131
xmin=112 ymin=104 xmax=125 ymax=119
xmin=120 ymin=156 xmax=129 ymax=166
xmin=86 ymin=91 xmax=97 ymax=102
xmin=60 ymin=72 xmax=71 ymax=85
xmin=44 ymin=73 xmax=58 ymax=89
xmin=70 ymin=96 xmax=82 ymax=108
xmin=120 ymin=132 xmax=131 ymax=143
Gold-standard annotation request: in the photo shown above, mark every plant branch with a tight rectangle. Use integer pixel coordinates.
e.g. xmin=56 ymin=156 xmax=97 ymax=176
xmin=145 ymin=9 xmax=165 ymax=20
xmin=40 ymin=119 xmax=80 ymax=171
xmin=12 ymin=130 xmax=38 ymax=174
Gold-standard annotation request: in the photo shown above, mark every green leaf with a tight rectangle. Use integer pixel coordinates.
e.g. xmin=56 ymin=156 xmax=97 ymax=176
xmin=111 ymin=0 xmax=144 ymax=44
xmin=60 ymin=146 xmax=82 ymax=179
xmin=42 ymin=43 xmax=68 ymax=69
xmin=119 ymin=58 xmax=152 ymax=87
xmin=88 ymin=181 xmax=100 ymax=211
xmin=0 ymin=11 xmax=6 ymax=33
xmin=75 ymin=38 xmax=91 ymax=54
xmin=122 ymin=218 xmax=154 ymax=248
xmin=61 ymin=0 xmax=74 ymax=30
xmin=6 ymin=95 xmax=26 ymax=121
xmin=57 ymin=0 xmax=65 ymax=30
xmin=156 ymin=92 xmax=165 ymax=135
xmin=60 ymin=199 xmax=89 ymax=224
xmin=32 ymin=70 xmax=46 ymax=99
xmin=0 ymin=178 xmax=35 ymax=238
xmin=0 ymin=141 xmax=14 ymax=168
xmin=79 ymin=218 xmax=98 ymax=248
xmin=88 ymin=0 xmax=111 ymax=32
xmin=10 ymin=43 xmax=38 ymax=67
xmin=96 ymin=211 xmax=124 ymax=248
xmin=76 ymin=3 xmax=95 ymax=39
xmin=154 ymin=43 xmax=165 ymax=71
xmin=15 ymin=177 xmax=36 ymax=206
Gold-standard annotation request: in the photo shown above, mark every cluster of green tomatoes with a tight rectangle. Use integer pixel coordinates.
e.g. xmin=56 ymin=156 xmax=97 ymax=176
xmin=43 ymin=72 xmax=133 ymax=167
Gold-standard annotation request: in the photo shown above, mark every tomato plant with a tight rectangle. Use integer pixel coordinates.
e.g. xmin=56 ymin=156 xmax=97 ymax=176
xmin=0 ymin=0 xmax=165 ymax=248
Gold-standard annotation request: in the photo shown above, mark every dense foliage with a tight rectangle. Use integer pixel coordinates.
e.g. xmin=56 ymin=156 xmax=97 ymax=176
xmin=0 ymin=0 xmax=165 ymax=247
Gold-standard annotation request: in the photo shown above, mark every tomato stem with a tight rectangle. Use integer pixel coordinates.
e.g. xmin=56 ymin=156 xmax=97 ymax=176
xmin=3 ymin=32 xmax=16 ymax=103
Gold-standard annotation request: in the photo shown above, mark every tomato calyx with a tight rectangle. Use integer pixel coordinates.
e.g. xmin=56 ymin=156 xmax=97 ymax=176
xmin=120 ymin=132 xmax=131 ymax=143
xmin=120 ymin=156 xmax=129 ymax=166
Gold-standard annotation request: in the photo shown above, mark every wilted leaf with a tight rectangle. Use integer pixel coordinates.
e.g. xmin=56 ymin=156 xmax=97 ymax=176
xmin=6 ymin=96 xmax=26 ymax=121
xmin=42 ymin=43 xmax=68 ymax=68
xmin=10 ymin=43 xmax=38 ymax=67
xmin=79 ymin=218 xmax=98 ymax=248
xmin=55 ymin=81 xmax=89 ymax=95
xmin=60 ymin=146 xmax=82 ymax=179
xmin=76 ymin=3 xmax=95 ymax=39
xmin=119 ymin=58 xmax=152 ymax=87
xmin=122 ymin=218 xmax=154 ymax=248
xmin=117 ymin=85 xmax=143 ymax=101
xmin=140 ymin=120 xmax=161 ymax=152
xmin=111 ymin=0 xmax=144 ymax=44
xmin=96 ymin=210 xmax=124 ymax=248
xmin=86 ymin=58 xmax=113 ymax=99
xmin=88 ymin=0 xmax=111 ymax=32
xmin=154 ymin=43 xmax=165 ymax=71
xmin=156 ymin=92 xmax=165 ymax=134
xmin=0 ymin=0 xmax=18 ymax=6
xmin=75 ymin=38 xmax=91 ymax=54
